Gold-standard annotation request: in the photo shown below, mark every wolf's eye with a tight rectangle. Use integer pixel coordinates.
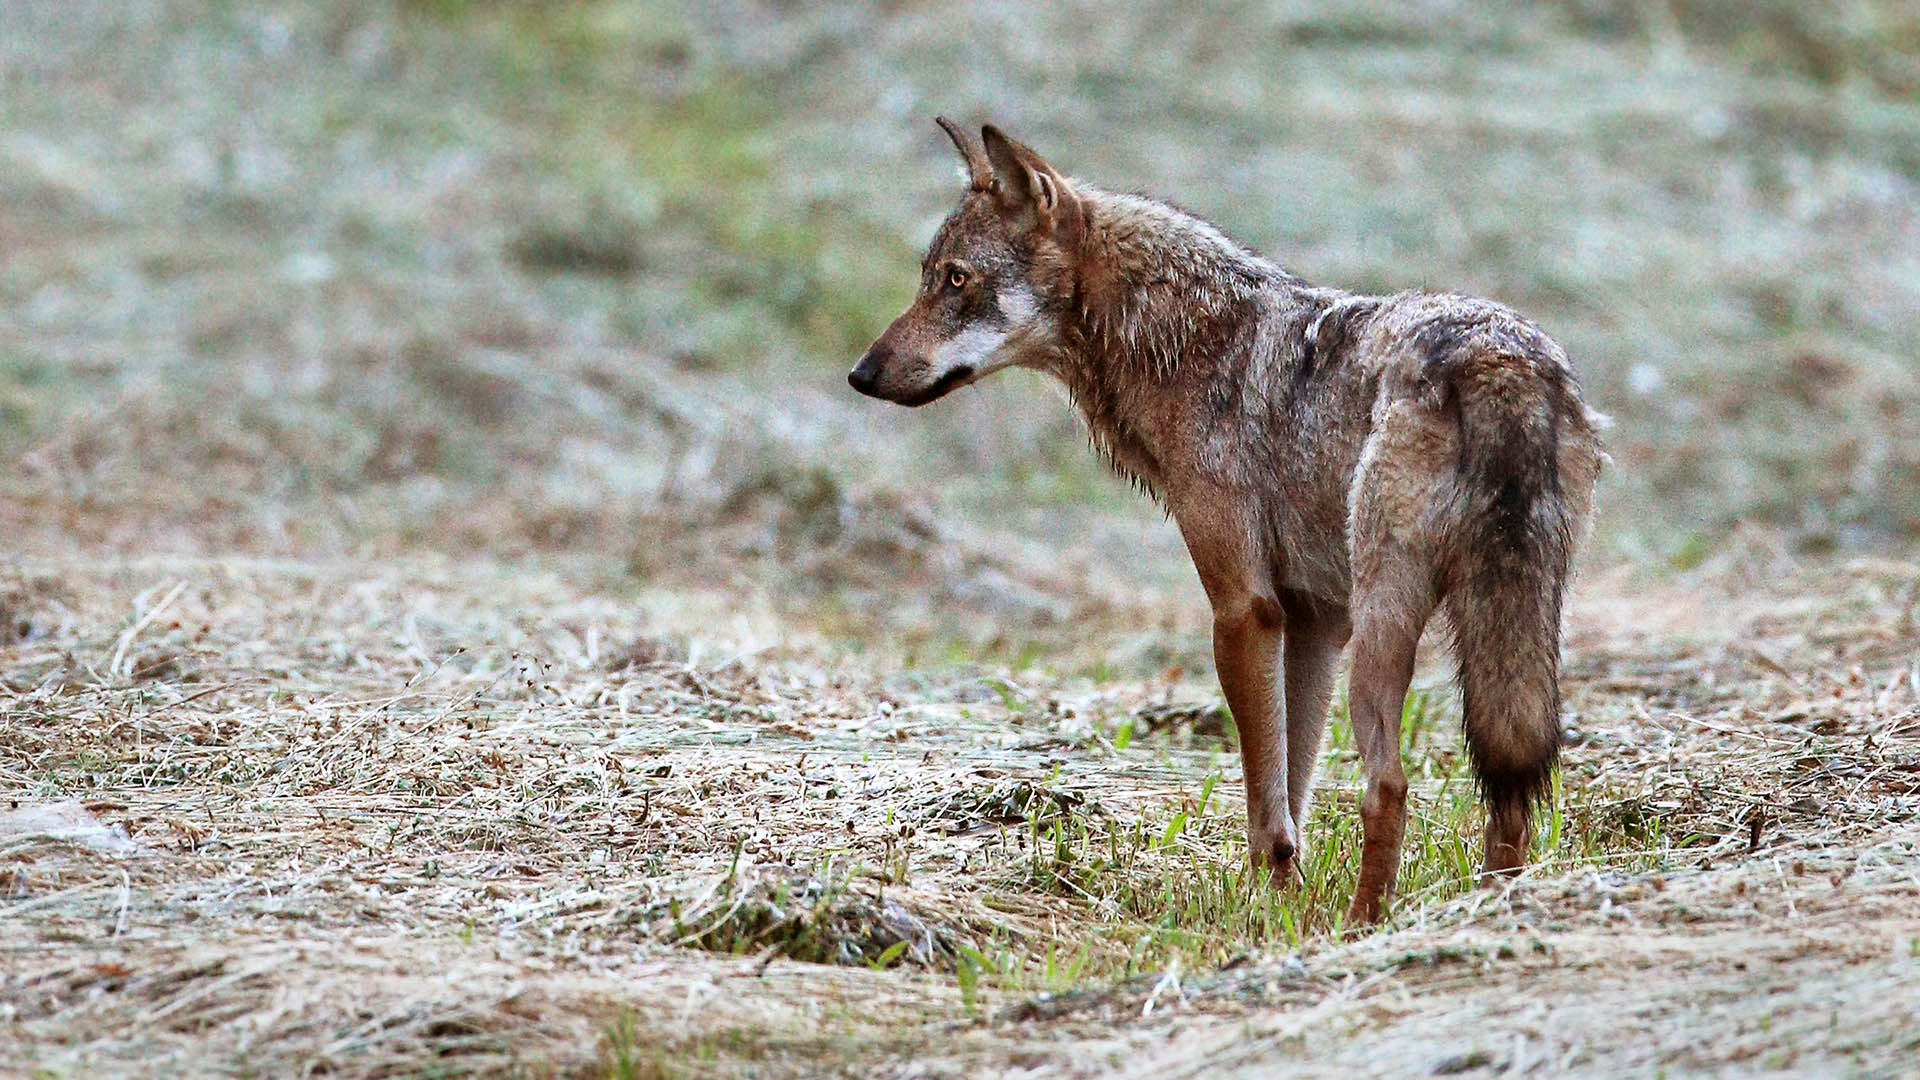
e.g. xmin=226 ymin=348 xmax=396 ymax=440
xmin=945 ymin=267 xmax=968 ymax=291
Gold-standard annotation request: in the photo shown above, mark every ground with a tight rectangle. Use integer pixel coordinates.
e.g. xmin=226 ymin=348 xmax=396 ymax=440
xmin=5 ymin=3 xmax=1920 ymax=1077
xmin=3 ymin=552 xmax=1917 ymax=1076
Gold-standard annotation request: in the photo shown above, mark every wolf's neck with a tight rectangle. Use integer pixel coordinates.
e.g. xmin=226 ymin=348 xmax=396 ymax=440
xmin=1063 ymin=188 xmax=1298 ymax=378
xmin=1047 ymin=188 xmax=1317 ymax=493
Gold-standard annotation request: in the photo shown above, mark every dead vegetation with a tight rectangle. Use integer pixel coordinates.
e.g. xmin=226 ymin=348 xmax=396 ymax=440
xmin=2 ymin=552 xmax=1917 ymax=1076
xmin=4 ymin=2 xmax=1920 ymax=1076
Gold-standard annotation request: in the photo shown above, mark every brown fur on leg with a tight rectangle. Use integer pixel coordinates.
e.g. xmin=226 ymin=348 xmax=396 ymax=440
xmin=1343 ymin=607 xmax=1426 ymax=925
xmin=1212 ymin=598 xmax=1295 ymax=878
xmin=1281 ymin=599 xmax=1349 ymax=849
xmin=1483 ymin=797 xmax=1532 ymax=877
xmin=1178 ymin=499 xmax=1299 ymax=881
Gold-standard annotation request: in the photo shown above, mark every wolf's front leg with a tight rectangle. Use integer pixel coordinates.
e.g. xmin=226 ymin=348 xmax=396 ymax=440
xmin=1282 ymin=604 xmax=1350 ymax=846
xmin=1211 ymin=596 xmax=1295 ymax=880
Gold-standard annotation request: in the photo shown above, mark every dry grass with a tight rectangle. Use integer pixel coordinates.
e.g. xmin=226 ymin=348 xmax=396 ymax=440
xmin=3 ymin=550 xmax=1917 ymax=1076
xmin=5 ymin=3 xmax=1920 ymax=1076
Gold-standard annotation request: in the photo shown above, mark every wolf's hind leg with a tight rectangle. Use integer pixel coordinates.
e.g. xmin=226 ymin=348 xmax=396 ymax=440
xmin=1345 ymin=401 xmax=1450 ymax=923
xmin=1344 ymin=564 xmax=1435 ymax=925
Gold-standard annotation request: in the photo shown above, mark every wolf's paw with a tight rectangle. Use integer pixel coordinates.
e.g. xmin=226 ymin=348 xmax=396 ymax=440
xmin=1248 ymin=830 xmax=1304 ymax=887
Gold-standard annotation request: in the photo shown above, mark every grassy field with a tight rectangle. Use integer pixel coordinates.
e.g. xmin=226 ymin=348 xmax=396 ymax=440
xmin=3 ymin=2 xmax=1920 ymax=1076
xmin=5 ymin=555 xmax=1918 ymax=1075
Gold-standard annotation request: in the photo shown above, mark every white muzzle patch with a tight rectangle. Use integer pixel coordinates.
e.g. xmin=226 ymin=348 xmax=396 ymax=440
xmin=928 ymin=284 xmax=1039 ymax=383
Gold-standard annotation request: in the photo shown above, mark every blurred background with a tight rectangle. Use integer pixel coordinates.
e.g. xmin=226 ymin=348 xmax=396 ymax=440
xmin=4 ymin=0 xmax=1918 ymax=662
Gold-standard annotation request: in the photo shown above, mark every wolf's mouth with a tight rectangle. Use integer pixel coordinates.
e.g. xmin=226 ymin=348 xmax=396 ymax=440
xmin=894 ymin=364 xmax=976 ymax=407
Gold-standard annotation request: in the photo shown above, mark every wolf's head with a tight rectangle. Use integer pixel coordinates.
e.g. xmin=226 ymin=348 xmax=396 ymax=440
xmin=847 ymin=119 xmax=1078 ymax=406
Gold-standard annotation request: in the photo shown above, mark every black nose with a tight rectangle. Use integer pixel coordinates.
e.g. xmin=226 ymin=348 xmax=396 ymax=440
xmin=847 ymin=352 xmax=882 ymax=397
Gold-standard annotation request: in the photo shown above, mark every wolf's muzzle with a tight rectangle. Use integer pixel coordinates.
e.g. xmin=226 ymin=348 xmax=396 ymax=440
xmin=847 ymin=349 xmax=885 ymax=397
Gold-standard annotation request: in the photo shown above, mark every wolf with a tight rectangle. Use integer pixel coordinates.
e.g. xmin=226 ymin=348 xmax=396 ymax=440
xmin=847 ymin=118 xmax=1606 ymax=923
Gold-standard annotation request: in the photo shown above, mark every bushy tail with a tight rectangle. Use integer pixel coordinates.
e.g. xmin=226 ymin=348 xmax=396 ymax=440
xmin=1442 ymin=352 xmax=1576 ymax=872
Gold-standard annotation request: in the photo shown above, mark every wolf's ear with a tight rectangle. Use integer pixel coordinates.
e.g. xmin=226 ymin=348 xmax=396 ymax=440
xmin=936 ymin=116 xmax=992 ymax=192
xmin=982 ymin=124 xmax=1071 ymax=229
